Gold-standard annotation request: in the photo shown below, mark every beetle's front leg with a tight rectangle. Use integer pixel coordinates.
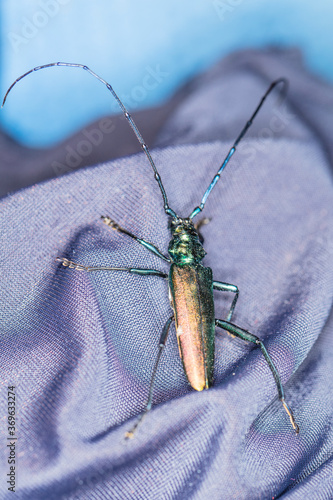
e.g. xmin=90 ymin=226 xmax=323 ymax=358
xmin=215 ymin=319 xmax=299 ymax=434
xmin=213 ymin=281 xmax=239 ymax=322
xmin=102 ymin=216 xmax=170 ymax=262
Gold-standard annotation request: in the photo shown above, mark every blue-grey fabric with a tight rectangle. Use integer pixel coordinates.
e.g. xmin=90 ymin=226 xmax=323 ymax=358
xmin=1 ymin=50 xmax=333 ymax=499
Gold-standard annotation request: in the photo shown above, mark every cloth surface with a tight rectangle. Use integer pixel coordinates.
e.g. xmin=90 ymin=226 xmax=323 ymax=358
xmin=1 ymin=49 xmax=333 ymax=499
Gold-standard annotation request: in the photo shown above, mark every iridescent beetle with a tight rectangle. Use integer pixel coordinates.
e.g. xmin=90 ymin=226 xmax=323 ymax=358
xmin=2 ymin=63 xmax=299 ymax=437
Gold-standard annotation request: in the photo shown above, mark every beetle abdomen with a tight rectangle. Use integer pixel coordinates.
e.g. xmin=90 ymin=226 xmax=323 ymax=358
xmin=169 ymin=264 xmax=215 ymax=391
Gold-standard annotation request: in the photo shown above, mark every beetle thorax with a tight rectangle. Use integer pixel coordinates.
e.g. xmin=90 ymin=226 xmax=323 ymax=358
xmin=168 ymin=218 xmax=206 ymax=265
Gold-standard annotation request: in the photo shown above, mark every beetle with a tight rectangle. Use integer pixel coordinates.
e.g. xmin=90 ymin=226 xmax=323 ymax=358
xmin=2 ymin=62 xmax=299 ymax=437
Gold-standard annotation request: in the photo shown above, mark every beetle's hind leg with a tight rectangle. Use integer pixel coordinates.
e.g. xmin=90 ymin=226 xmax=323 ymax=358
xmin=125 ymin=316 xmax=174 ymax=439
xmin=215 ymin=319 xmax=299 ymax=434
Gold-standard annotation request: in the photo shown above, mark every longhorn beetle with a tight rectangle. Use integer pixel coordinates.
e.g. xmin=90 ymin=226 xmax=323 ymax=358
xmin=2 ymin=62 xmax=299 ymax=437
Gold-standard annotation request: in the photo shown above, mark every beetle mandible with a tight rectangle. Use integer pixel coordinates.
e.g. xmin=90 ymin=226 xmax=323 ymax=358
xmin=2 ymin=62 xmax=299 ymax=437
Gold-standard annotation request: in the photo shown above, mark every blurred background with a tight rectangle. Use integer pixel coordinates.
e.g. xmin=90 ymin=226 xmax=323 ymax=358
xmin=0 ymin=0 xmax=332 ymax=198
xmin=1 ymin=0 xmax=332 ymax=147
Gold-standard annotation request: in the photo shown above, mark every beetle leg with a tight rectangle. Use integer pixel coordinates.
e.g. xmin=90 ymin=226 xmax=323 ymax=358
xmin=56 ymin=257 xmax=168 ymax=278
xmin=215 ymin=319 xmax=299 ymax=434
xmin=102 ymin=215 xmax=170 ymax=262
xmin=56 ymin=258 xmax=167 ymax=278
xmin=213 ymin=281 xmax=239 ymax=322
xmin=125 ymin=316 xmax=174 ymax=439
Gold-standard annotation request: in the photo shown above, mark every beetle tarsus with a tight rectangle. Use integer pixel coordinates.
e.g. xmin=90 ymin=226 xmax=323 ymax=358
xmin=56 ymin=257 xmax=87 ymax=271
xmin=282 ymin=398 xmax=299 ymax=434
xmin=125 ymin=412 xmax=147 ymax=440
xmin=101 ymin=215 xmax=117 ymax=228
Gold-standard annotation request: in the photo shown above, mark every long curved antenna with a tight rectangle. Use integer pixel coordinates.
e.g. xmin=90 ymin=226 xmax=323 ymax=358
xmin=2 ymin=62 xmax=178 ymax=219
xmin=189 ymin=78 xmax=288 ymax=219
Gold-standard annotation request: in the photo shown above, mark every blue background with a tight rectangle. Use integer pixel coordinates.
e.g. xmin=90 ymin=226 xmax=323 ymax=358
xmin=1 ymin=0 xmax=333 ymax=147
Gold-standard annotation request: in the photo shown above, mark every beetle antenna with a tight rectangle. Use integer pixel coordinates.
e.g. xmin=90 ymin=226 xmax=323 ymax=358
xmin=2 ymin=62 xmax=178 ymax=219
xmin=189 ymin=78 xmax=288 ymax=219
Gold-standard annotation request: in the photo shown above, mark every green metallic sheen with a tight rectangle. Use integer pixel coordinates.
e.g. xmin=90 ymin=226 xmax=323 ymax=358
xmin=168 ymin=218 xmax=206 ymax=266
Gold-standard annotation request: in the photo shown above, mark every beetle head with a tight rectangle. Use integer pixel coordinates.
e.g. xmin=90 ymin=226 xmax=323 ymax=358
xmin=168 ymin=218 xmax=206 ymax=265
